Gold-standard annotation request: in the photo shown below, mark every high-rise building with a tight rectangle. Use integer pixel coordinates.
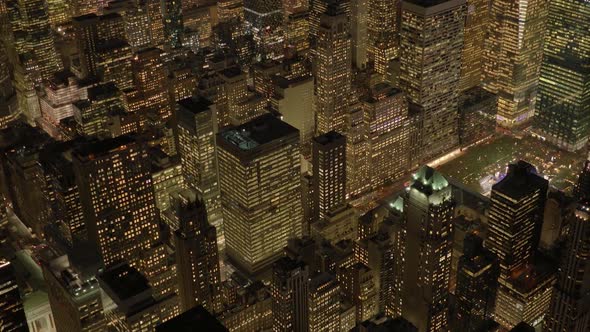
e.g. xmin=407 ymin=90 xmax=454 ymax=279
xmin=8 ymin=0 xmax=63 ymax=83
xmin=533 ymin=0 xmax=590 ymax=151
xmin=42 ymin=253 xmax=106 ymax=332
xmin=574 ymin=153 xmax=590 ymax=201
xmin=271 ymin=257 xmax=309 ymax=332
xmin=130 ymin=47 xmax=172 ymax=125
xmin=362 ymin=83 xmax=411 ymax=188
xmin=312 ymin=131 xmax=346 ymax=221
xmin=399 ymin=0 xmax=466 ymax=161
xmin=458 ymin=0 xmax=489 ymax=92
xmin=217 ymin=114 xmax=302 ymax=274
xmin=0 ymin=260 xmax=27 ymax=331
xmin=73 ymin=82 xmax=124 ymax=138
xmin=308 ymin=273 xmax=341 ymax=332
xmin=350 ymin=0 xmax=368 ymax=69
xmin=72 ymin=136 xmax=164 ymax=287
xmin=339 ymin=262 xmax=379 ymax=323
xmin=400 ymin=165 xmax=454 ymax=331
xmin=486 ymin=161 xmax=551 ymax=329
xmin=315 ymin=1 xmax=352 ymax=135
xmin=454 ymin=234 xmax=499 ymax=332
xmin=72 ymin=13 xmax=133 ymax=89
xmin=483 ymin=0 xmax=547 ymax=128
xmin=346 ymin=105 xmax=370 ymax=197
xmin=176 ymin=97 xmax=223 ymax=245
xmin=486 ymin=161 xmax=548 ymax=278
xmin=543 ymin=199 xmax=590 ymax=331
xmin=171 ymin=189 xmax=222 ymax=314
xmin=367 ymin=0 xmax=399 ymax=75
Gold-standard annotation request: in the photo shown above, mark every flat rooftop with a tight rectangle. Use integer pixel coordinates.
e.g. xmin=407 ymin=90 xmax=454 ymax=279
xmin=219 ymin=114 xmax=298 ymax=152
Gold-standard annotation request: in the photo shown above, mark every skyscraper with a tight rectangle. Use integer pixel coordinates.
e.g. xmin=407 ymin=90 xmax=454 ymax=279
xmin=217 ymin=114 xmax=303 ymax=274
xmin=486 ymin=161 xmax=550 ymax=329
xmin=308 ymin=273 xmax=341 ymax=332
xmin=454 ymin=234 xmax=499 ymax=332
xmin=72 ymin=13 xmax=133 ymax=89
xmin=533 ymin=0 xmax=590 ymax=151
xmin=0 ymin=260 xmax=27 ymax=331
xmin=400 ymin=166 xmax=454 ymax=331
xmin=483 ymin=0 xmax=547 ymax=128
xmin=9 ymin=0 xmax=63 ymax=83
xmin=130 ymin=47 xmax=172 ymax=125
xmin=312 ymin=131 xmax=346 ymax=221
xmin=486 ymin=161 xmax=548 ymax=277
xmin=315 ymin=1 xmax=352 ymax=135
xmin=543 ymin=199 xmax=590 ymax=331
xmin=72 ymin=136 xmax=163 ymax=285
xmin=458 ymin=0 xmax=489 ymax=91
xmin=172 ymin=189 xmax=222 ymax=314
xmin=271 ymin=257 xmax=310 ymax=332
xmin=574 ymin=152 xmax=590 ymax=201
xmin=367 ymin=0 xmax=399 ymax=75
xmin=176 ymin=97 xmax=223 ymax=245
xmin=399 ymin=0 xmax=466 ymax=161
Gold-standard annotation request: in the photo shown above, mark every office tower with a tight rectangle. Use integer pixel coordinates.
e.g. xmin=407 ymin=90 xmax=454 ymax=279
xmin=458 ymin=0 xmax=489 ymax=91
xmin=346 ymin=105 xmax=370 ymax=197
xmin=72 ymin=136 xmax=163 ymax=281
xmin=99 ymin=263 xmax=178 ymax=330
xmin=73 ymin=82 xmax=124 ymax=138
xmin=169 ymin=67 xmax=197 ymax=103
xmin=458 ymin=87 xmax=497 ymax=148
xmin=46 ymin=0 xmax=69 ymax=27
xmin=41 ymin=143 xmax=87 ymax=248
xmin=358 ymin=223 xmax=402 ymax=318
xmin=42 ymin=253 xmax=105 ymax=332
xmin=270 ymin=75 xmax=314 ymax=156
xmin=131 ymin=47 xmax=172 ymax=124
xmin=0 ymin=45 xmax=18 ymax=130
xmin=150 ymin=148 xmax=185 ymax=214
xmin=350 ymin=0 xmax=368 ymax=69
xmin=315 ymin=1 xmax=352 ymax=135
xmin=218 ymin=0 xmax=245 ymax=23
xmin=308 ymin=273 xmax=341 ymax=332
xmin=162 ymin=0 xmax=182 ymax=49
xmin=575 ymin=153 xmax=590 ymax=201
xmin=486 ymin=161 xmax=551 ymax=329
xmin=220 ymin=67 xmax=267 ymax=126
xmin=243 ymin=0 xmax=284 ymax=60
xmin=486 ymin=161 xmax=548 ymax=277
xmin=483 ymin=0 xmax=547 ymax=128
xmin=271 ymin=257 xmax=309 ymax=332
xmin=157 ymin=305 xmax=229 ymax=332
xmin=0 ymin=260 xmax=27 ymax=331
xmin=362 ymin=83 xmax=410 ymax=188
xmin=399 ymin=0 xmax=466 ymax=161
xmin=119 ymin=0 xmax=165 ymax=49
xmin=367 ymin=0 xmax=399 ymax=75
xmin=312 ymin=131 xmax=346 ymax=221
xmin=182 ymin=4 xmax=216 ymax=51
xmin=8 ymin=0 xmax=63 ymax=83
xmin=72 ymin=13 xmax=133 ymax=89
xmin=400 ymin=166 xmax=454 ymax=331
xmin=454 ymin=234 xmax=499 ymax=332
xmin=310 ymin=203 xmax=358 ymax=244
xmin=544 ymin=200 xmax=590 ymax=331
xmin=285 ymin=11 xmax=310 ymax=55
xmin=534 ymin=0 xmax=590 ymax=151
xmin=339 ymin=263 xmax=379 ymax=323
xmin=176 ymin=97 xmax=223 ymax=244
xmin=172 ymin=189 xmax=221 ymax=314
xmin=70 ymin=0 xmax=100 ymax=16
xmin=217 ymin=114 xmax=302 ymax=274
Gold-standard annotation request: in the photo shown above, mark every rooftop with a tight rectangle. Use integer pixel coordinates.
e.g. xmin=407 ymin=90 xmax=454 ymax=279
xmin=411 ymin=165 xmax=449 ymax=193
xmin=156 ymin=305 xmax=228 ymax=332
xmin=219 ymin=114 xmax=298 ymax=152
xmin=492 ymin=160 xmax=548 ymax=201
xmin=98 ymin=263 xmax=150 ymax=302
